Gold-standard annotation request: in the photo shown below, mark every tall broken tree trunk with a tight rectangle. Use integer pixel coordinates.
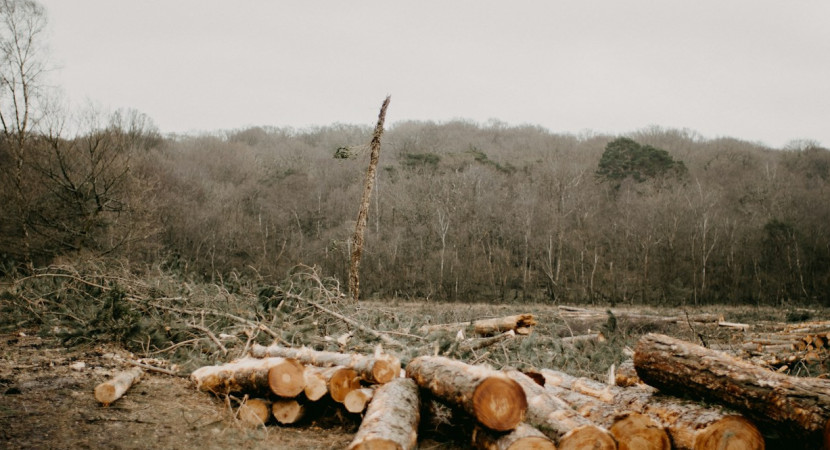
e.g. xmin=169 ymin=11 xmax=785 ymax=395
xmin=504 ymin=370 xmax=616 ymax=449
xmin=635 ymin=333 xmax=828 ymax=444
xmin=190 ymin=357 xmax=305 ymax=397
xmin=249 ymin=344 xmax=400 ymax=384
xmin=347 ymin=377 xmax=420 ymax=450
xmin=539 ymin=367 xmax=764 ymax=450
xmin=349 ymin=95 xmax=391 ymax=302
xmin=406 ymin=356 xmax=527 ymax=432
xmin=94 ymin=367 xmax=143 ymax=406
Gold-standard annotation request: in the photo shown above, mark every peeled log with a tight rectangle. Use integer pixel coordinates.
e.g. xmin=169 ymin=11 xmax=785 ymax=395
xmin=347 ymin=377 xmax=420 ymax=450
xmin=474 ymin=314 xmax=536 ymax=336
xmin=238 ymin=398 xmax=270 ymax=427
xmin=190 ymin=357 xmax=304 ymax=397
xmin=272 ymin=398 xmax=306 ymax=425
xmin=635 ymin=333 xmax=830 ymax=443
xmin=540 ymin=368 xmax=763 ymax=450
xmin=406 ymin=356 xmax=526 ymax=432
xmin=472 ymin=423 xmax=556 ymax=450
xmin=250 ymin=344 xmax=399 ymax=384
xmin=94 ymin=367 xmax=143 ymax=406
xmin=505 ymin=370 xmax=616 ymax=449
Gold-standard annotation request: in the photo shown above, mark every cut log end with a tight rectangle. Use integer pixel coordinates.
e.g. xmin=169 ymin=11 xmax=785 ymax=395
xmin=559 ymin=425 xmax=617 ymax=450
xmin=349 ymin=439 xmax=400 ymax=450
xmin=371 ymin=359 xmax=399 ymax=384
xmin=330 ymin=367 xmax=361 ymax=403
xmin=609 ymin=413 xmax=670 ymax=450
xmin=272 ymin=398 xmax=305 ymax=425
xmin=267 ymin=358 xmax=305 ymax=397
xmin=472 ymin=376 xmax=527 ymax=432
xmin=238 ymin=398 xmax=270 ymax=428
xmin=694 ymin=415 xmax=764 ymax=450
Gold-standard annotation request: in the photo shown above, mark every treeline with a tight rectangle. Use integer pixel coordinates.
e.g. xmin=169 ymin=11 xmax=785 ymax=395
xmin=2 ymin=118 xmax=829 ymax=306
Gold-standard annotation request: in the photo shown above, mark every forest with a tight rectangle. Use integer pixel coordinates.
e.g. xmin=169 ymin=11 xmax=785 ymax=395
xmin=2 ymin=115 xmax=829 ymax=306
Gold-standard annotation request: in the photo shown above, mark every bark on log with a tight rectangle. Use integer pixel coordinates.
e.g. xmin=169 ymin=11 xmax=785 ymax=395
xmin=540 ymin=368 xmax=764 ymax=450
xmin=189 ymin=357 xmax=304 ymax=397
xmin=406 ymin=356 xmax=527 ymax=432
xmin=94 ymin=367 xmax=143 ymax=406
xmin=238 ymin=398 xmax=270 ymax=427
xmin=504 ymin=370 xmax=616 ymax=449
xmin=250 ymin=344 xmax=399 ymax=384
xmin=635 ymin=333 xmax=828 ymax=443
xmin=344 ymin=387 xmax=375 ymax=414
xmin=272 ymin=398 xmax=306 ymax=425
xmin=528 ymin=370 xmax=669 ymax=450
xmin=473 ymin=314 xmax=536 ymax=336
xmin=472 ymin=422 xmax=556 ymax=450
xmin=347 ymin=377 xmax=420 ymax=450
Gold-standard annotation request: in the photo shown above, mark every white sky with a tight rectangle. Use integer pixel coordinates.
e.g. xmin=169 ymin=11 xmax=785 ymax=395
xmin=38 ymin=0 xmax=830 ymax=148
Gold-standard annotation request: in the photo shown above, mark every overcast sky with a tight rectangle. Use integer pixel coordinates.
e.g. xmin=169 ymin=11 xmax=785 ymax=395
xmin=38 ymin=0 xmax=830 ymax=148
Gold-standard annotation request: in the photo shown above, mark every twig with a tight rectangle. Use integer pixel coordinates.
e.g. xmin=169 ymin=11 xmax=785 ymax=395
xmin=147 ymin=302 xmax=290 ymax=346
xmin=122 ymin=359 xmax=180 ymax=376
xmin=189 ymin=323 xmax=228 ymax=355
xmin=284 ymin=292 xmax=403 ymax=348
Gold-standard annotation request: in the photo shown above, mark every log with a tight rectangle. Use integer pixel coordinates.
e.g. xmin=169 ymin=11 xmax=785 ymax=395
xmin=472 ymin=422 xmax=556 ymax=450
xmin=238 ymin=398 xmax=270 ymax=427
xmin=473 ymin=314 xmax=536 ymax=336
xmin=540 ymin=368 xmax=764 ymax=450
xmin=504 ymin=370 xmax=616 ymax=449
xmin=560 ymin=332 xmax=606 ymax=345
xmin=189 ymin=357 xmax=304 ymax=397
xmin=406 ymin=356 xmax=526 ymax=432
xmin=615 ymin=359 xmax=643 ymax=387
xmin=94 ymin=367 xmax=143 ymax=406
xmin=346 ymin=377 xmax=420 ymax=450
xmin=250 ymin=344 xmax=399 ymax=384
xmin=344 ymin=387 xmax=375 ymax=414
xmin=527 ymin=370 xmax=669 ymax=450
xmin=303 ymin=365 xmax=331 ymax=401
xmin=635 ymin=333 xmax=827 ymax=443
xmin=272 ymin=398 xmax=306 ymax=425
xmin=328 ymin=367 xmax=361 ymax=403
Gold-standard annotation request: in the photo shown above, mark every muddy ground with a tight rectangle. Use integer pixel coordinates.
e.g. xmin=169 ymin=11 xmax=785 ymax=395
xmin=0 ymin=333 xmax=372 ymax=450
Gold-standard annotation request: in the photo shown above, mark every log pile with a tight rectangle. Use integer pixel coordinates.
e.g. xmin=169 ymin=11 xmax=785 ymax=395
xmin=184 ymin=325 xmax=830 ymax=448
xmin=712 ymin=321 xmax=830 ymax=374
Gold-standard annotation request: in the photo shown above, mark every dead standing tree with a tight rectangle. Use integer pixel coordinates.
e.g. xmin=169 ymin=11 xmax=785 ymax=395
xmin=349 ymin=96 xmax=390 ymax=302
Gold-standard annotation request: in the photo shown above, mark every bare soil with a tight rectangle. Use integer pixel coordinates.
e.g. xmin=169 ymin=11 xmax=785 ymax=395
xmin=0 ymin=333 xmax=360 ymax=450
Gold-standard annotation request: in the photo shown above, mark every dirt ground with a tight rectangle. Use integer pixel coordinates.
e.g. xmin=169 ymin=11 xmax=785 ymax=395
xmin=0 ymin=333 xmax=366 ymax=450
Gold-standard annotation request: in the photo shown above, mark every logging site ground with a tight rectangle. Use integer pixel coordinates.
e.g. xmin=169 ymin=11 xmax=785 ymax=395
xmin=1 ymin=265 xmax=829 ymax=449
xmin=2 ymin=274 xmax=828 ymax=450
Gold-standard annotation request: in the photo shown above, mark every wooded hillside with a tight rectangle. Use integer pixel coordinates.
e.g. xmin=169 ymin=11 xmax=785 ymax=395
xmin=2 ymin=121 xmax=829 ymax=305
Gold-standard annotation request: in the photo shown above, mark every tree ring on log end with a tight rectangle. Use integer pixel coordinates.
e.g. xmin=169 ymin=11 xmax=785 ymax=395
xmin=560 ymin=425 xmax=617 ymax=450
xmin=609 ymin=412 xmax=670 ymax=450
xmin=350 ymin=438 xmax=399 ymax=450
xmin=472 ymin=376 xmax=527 ymax=431
xmin=694 ymin=415 xmax=764 ymax=450
xmin=267 ymin=358 xmax=305 ymax=397
xmin=371 ymin=360 xmax=396 ymax=384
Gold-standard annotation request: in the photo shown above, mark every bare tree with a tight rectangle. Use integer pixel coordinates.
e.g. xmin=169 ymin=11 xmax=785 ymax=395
xmin=0 ymin=0 xmax=48 ymax=269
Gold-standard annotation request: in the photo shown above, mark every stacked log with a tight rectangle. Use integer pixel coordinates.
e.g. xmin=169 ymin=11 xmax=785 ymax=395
xmin=249 ymin=344 xmax=400 ymax=384
xmin=406 ymin=356 xmax=527 ymax=432
xmin=504 ymin=370 xmax=616 ymax=449
xmin=714 ymin=325 xmax=830 ymax=373
xmin=537 ymin=368 xmax=762 ymax=450
xmin=346 ymin=377 xmax=420 ymax=450
xmin=635 ymin=332 xmax=830 ymax=446
xmin=190 ymin=356 xmax=305 ymax=397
